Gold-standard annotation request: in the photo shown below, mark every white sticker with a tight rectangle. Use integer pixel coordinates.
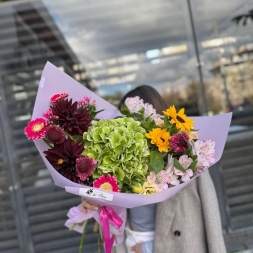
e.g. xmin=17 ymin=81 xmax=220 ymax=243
xmin=39 ymin=77 xmax=46 ymax=88
xmin=79 ymin=188 xmax=114 ymax=201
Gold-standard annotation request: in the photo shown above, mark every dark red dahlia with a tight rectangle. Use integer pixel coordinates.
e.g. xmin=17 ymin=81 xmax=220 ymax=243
xmin=50 ymin=98 xmax=92 ymax=135
xmin=44 ymin=139 xmax=84 ymax=183
xmin=45 ymin=126 xmax=66 ymax=144
xmin=76 ymin=157 xmax=97 ymax=181
xmin=170 ymin=132 xmax=189 ymax=153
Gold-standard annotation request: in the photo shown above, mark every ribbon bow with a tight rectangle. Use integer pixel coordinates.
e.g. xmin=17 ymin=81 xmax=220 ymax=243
xmin=100 ymin=206 xmax=123 ymax=253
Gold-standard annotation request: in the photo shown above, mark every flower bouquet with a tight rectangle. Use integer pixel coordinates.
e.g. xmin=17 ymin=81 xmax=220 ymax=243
xmin=25 ymin=62 xmax=232 ymax=253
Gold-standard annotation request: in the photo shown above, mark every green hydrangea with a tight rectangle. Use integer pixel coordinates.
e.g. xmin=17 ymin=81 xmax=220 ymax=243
xmin=82 ymin=117 xmax=150 ymax=192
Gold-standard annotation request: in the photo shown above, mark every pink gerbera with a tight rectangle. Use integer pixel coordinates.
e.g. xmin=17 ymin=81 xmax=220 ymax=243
xmin=93 ymin=175 xmax=120 ymax=192
xmin=24 ymin=118 xmax=49 ymax=140
xmin=76 ymin=156 xmax=97 ymax=181
xmin=170 ymin=132 xmax=189 ymax=153
xmin=50 ymin=92 xmax=69 ymax=103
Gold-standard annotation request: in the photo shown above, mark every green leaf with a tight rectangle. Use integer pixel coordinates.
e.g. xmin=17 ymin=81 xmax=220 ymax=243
xmin=189 ymin=161 xmax=197 ymax=171
xmin=71 ymin=135 xmax=83 ymax=143
xmin=170 ymin=126 xmax=180 ymax=135
xmin=183 ymin=147 xmax=191 ymax=156
xmin=164 ymin=115 xmax=172 ymax=129
xmin=192 ymin=155 xmax=198 ymax=161
xmin=141 ymin=117 xmax=157 ymax=132
xmin=149 ymin=151 xmax=164 ymax=174
xmin=173 ymin=159 xmax=186 ymax=173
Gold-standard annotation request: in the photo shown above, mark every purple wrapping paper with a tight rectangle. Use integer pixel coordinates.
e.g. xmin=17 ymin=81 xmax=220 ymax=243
xmin=32 ymin=62 xmax=232 ymax=242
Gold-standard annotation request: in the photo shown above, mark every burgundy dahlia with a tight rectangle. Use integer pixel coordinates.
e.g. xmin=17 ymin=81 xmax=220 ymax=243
xmin=76 ymin=156 xmax=97 ymax=181
xmin=45 ymin=126 xmax=66 ymax=144
xmin=170 ymin=132 xmax=189 ymax=153
xmin=44 ymin=139 xmax=84 ymax=183
xmin=50 ymin=98 xmax=92 ymax=135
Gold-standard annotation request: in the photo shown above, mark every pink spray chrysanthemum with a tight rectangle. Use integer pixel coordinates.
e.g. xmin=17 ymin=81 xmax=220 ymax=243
xmin=76 ymin=156 xmax=97 ymax=181
xmin=42 ymin=110 xmax=53 ymax=119
xmin=24 ymin=118 xmax=49 ymax=140
xmin=50 ymin=92 xmax=69 ymax=103
xmin=170 ymin=132 xmax=190 ymax=153
xmin=45 ymin=126 xmax=66 ymax=144
xmin=93 ymin=175 xmax=120 ymax=192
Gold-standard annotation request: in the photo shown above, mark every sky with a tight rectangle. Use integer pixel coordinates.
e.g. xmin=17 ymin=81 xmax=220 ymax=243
xmin=43 ymin=0 xmax=253 ymax=96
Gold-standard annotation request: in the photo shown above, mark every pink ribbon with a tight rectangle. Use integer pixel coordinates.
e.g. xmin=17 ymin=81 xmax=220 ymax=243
xmin=100 ymin=206 xmax=123 ymax=253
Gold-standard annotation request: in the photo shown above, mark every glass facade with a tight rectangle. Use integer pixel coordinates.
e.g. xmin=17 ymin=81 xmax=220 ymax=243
xmin=0 ymin=0 xmax=253 ymax=252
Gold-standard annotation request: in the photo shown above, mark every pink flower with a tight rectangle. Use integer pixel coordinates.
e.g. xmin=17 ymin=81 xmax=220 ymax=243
xmin=45 ymin=126 xmax=66 ymax=144
xmin=42 ymin=110 xmax=53 ymax=119
xmin=78 ymin=96 xmax=96 ymax=107
xmin=50 ymin=92 xmax=69 ymax=103
xmin=165 ymin=155 xmax=180 ymax=185
xmin=24 ymin=118 xmax=49 ymax=140
xmin=93 ymin=175 xmax=120 ymax=192
xmin=76 ymin=156 xmax=97 ymax=181
xmin=191 ymin=139 xmax=215 ymax=173
xmin=174 ymin=155 xmax=193 ymax=182
xmin=125 ymin=96 xmax=144 ymax=113
xmin=147 ymin=170 xmax=169 ymax=191
xmin=170 ymin=132 xmax=189 ymax=153
xmin=143 ymin=103 xmax=157 ymax=119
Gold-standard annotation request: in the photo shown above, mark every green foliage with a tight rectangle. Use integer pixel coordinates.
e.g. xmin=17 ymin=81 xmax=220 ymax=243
xmin=148 ymin=151 xmax=164 ymax=174
xmin=173 ymin=158 xmax=186 ymax=173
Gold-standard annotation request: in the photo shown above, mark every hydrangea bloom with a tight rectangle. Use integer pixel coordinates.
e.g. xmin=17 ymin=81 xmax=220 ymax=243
xmin=83 ymin=117 xmax=150 ymax=191
xmin=191 ymin=139 xmax=215 ymax=173
xmin=147 ymin=170 xmax=169 ymax=191
xmin=125 ymin=96 xmax=144 ymax=113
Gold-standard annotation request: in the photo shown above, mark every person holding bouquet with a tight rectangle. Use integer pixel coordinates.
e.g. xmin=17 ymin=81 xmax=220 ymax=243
xmin=82 ymin=85 xmax=226 ymax=253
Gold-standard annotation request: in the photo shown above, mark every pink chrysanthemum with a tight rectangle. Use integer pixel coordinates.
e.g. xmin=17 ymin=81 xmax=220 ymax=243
xmin=76 ymin=156 xmax=97 ymax=181
xmin=93 ymin=175 xmax=120 ymax=192
xmin=24 ymin=118 xmax=49 ymax=140
xmin=42 ymin=110 xmax=53 ymax=119
xmin=50 ymin=92 xmax=69 ymax=103
xmin=170 ymin=132 xmax=189 ymax=153
xmin=45 ymin=126 xmax=66 ymax=144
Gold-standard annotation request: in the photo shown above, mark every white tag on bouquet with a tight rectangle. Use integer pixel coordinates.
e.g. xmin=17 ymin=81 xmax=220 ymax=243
xmin=79 ymin=188 xmax=114 ymax=201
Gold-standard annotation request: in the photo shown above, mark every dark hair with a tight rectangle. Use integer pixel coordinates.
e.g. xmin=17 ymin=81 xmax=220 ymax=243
xmin=119 ymin=85 xmax=167 ymax=114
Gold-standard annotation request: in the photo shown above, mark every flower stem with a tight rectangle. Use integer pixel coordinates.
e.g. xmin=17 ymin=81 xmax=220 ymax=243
xmin=79 ymin=220 xmax=89 ymax=253
xmin=42 ymin=138 xmax=53 ymax=148
xmin=69 ymin=223 xmax=77 ymax=231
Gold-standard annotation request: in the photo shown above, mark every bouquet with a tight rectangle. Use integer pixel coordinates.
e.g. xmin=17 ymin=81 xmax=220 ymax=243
xmin=25 ymin=62 xmax=232 ymax=253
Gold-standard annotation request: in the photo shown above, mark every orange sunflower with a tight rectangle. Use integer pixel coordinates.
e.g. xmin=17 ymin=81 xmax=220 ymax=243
xmin=146 ymin=128 xmax=171 ymax=153
xmin=163 ymin=105 xmax=194 ymax=131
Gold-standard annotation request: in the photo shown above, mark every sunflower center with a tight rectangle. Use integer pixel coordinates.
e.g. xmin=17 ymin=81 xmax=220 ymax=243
xmin=32 ymin=123 xmax=44 ymax=132
xmin=176 ymin=116 xmax=185 ymax=123
xmin=100 ymin=183 xmax=112 ymax=191
xmin=57 ymin=159 xmax=64 ymax=164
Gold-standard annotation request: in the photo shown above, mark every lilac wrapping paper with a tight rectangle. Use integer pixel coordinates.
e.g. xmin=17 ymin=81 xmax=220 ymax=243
xmin=32 ymin=62 xmax=232 ymax=242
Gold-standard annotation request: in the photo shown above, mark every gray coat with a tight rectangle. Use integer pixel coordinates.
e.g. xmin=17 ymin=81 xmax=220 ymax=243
xmin=115 ymin=170 xmax=226 ymax=253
